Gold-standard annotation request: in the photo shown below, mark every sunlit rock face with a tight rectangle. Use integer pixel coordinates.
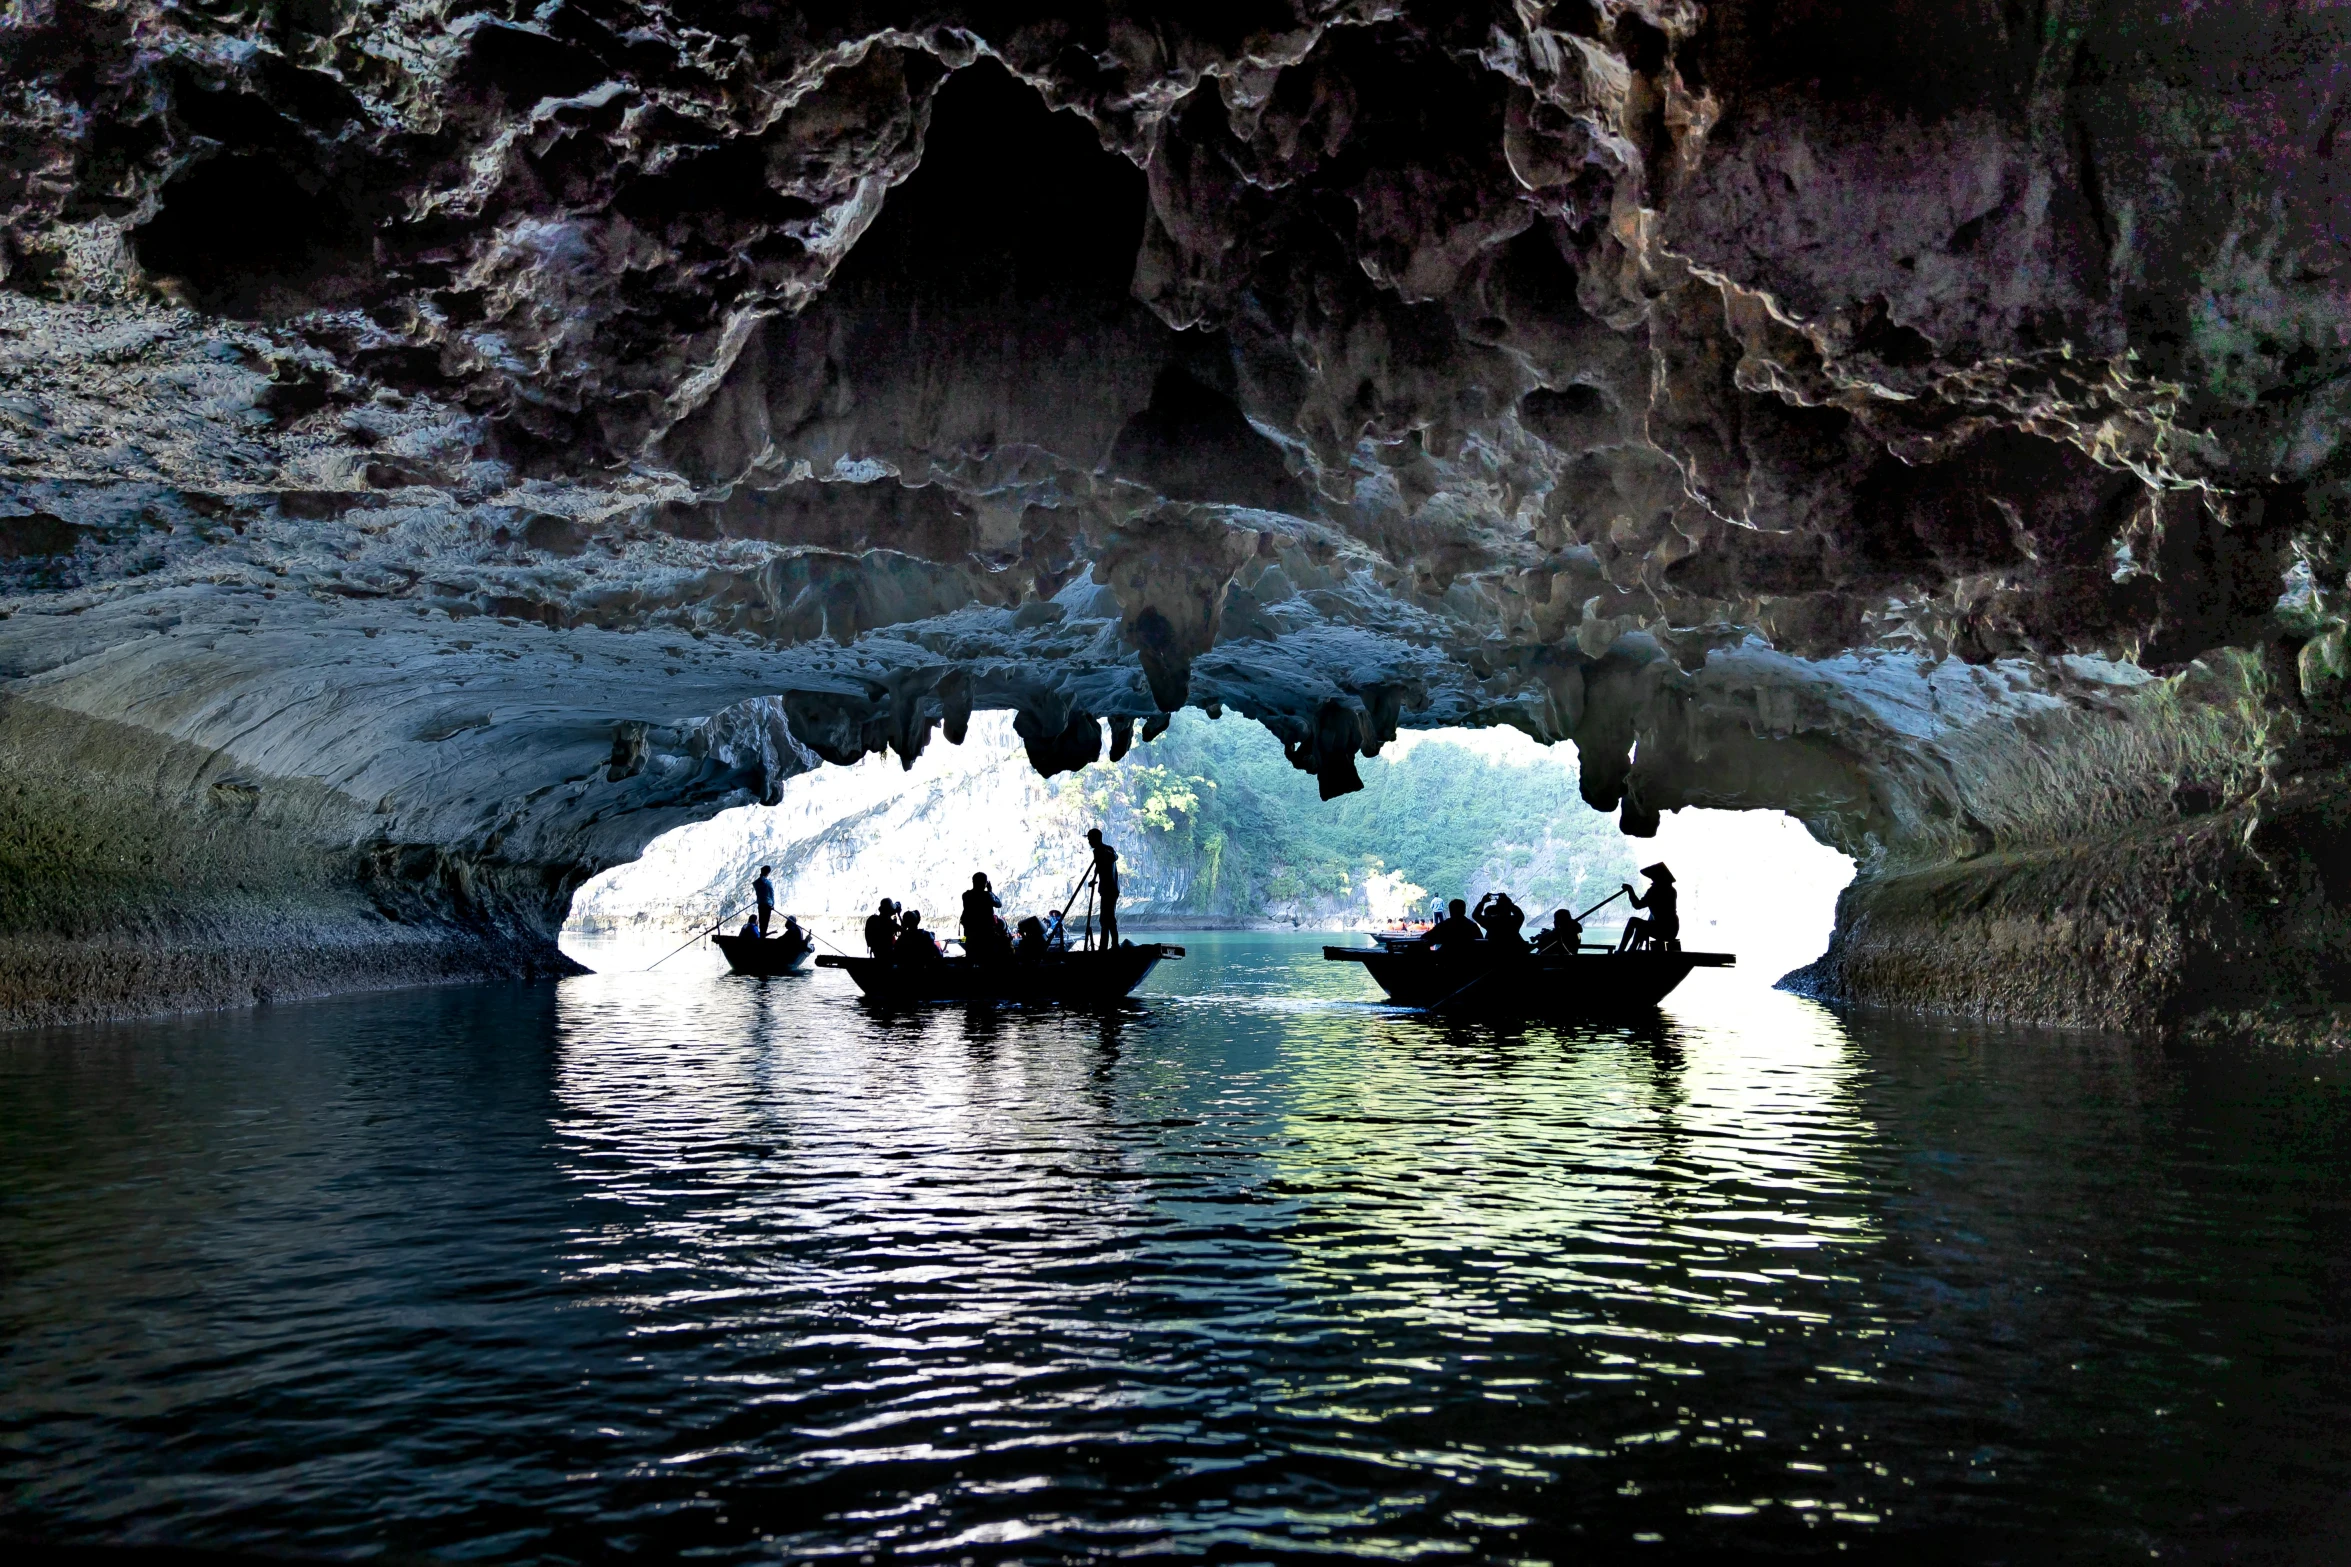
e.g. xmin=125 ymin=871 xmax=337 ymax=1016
xmin=1 ymin=2 xmax=2345 ymax=1026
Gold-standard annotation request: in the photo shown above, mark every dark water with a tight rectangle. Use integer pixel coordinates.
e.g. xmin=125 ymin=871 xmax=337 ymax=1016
xmin=5 ymin=934 xmax=2351 ymax=1564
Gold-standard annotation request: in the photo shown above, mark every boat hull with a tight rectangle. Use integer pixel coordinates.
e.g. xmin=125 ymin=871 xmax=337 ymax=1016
xmin=712 ymin=933 xmax=816 ymax=976
xmin=1327 ymin=944 xmax=1732 ymax=1014
xmin=815 ymin=944 xmax=1182 ymax=1005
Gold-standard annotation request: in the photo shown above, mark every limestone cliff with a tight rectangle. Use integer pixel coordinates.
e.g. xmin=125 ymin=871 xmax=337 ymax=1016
xmin=1 ymin=3 xmax=2346 ymax=1027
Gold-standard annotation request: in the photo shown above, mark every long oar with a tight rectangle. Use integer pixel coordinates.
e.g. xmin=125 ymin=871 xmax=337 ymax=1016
xmin=1426 ymin=965 xmax=1499 ymax=1015
xmin=1575 ymin=887 xmax=1629 ymax=922
xmin=1058 ymin=859 xmax=1097 ymax=925
xmin=647 ymin=901 xmax=753 ymax=971
xmin=1058 ymin=858 xmax=1098 ymax=952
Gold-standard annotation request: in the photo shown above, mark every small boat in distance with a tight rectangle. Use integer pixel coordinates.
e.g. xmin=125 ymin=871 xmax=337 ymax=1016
xmin=816 ymin=943 xmax=1184 ymax=1006
xmin=712 ymin=931 xmax=816 ymax=976
xmin=1325 ymin=941 xmax=1732 ymax=1015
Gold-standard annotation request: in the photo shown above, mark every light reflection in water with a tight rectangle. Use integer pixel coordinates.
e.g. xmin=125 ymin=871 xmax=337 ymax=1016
xmin=4 ymin=934 xmax=2349 ymax=1562
xmin=539 ymin=939 xmax=1900 ymax=1555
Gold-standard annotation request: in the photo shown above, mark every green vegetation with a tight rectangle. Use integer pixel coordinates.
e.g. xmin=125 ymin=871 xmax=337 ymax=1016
xmin=1064 ymin=711 xmax=1637 ymax=922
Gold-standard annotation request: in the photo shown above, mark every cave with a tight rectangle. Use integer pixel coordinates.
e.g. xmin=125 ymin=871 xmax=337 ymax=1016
xmin=2 ymin=1 xmax=2348 ymax=1037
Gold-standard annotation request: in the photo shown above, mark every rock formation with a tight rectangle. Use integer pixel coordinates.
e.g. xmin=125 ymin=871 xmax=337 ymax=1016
xmin=1 ymin=2 xmax=2345 ymax=1029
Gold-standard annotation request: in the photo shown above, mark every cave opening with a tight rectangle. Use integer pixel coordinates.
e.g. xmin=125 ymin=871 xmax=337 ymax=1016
xmin=558 ymin=711 xmax=1854 ymax=989
xmin=130 ymin=150 xmax=373 ymax=317
xmin=831 ymin=56 xmax=1149 ymax=306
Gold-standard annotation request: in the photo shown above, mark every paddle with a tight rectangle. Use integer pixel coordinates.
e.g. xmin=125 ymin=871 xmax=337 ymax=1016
xmin=1574 ymin=887 xmax=1629 ymax=921
xmin=1426 ymin=961 xmax=1505 ymax=1015
xmin=1056 ymin=857 xmax=1098 ymax=954
xmin=647 ymin=900 xmax=754 ymax=970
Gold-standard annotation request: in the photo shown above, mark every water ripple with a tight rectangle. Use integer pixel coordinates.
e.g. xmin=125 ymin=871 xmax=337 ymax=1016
xmin=5 ymin=934 xmax=2351 ymax=1560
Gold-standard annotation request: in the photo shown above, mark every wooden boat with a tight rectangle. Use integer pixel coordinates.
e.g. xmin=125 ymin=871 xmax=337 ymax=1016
xmin=815 ymin=943 xmax=1184 ymax=1005
xmin=1325 ymin=940 xmax=1732 ymax=1014
xmin=712 ymin=931 xmax=816 ymax=976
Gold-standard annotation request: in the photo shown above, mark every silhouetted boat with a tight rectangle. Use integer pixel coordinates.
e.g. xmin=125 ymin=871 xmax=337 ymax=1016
xmin=815 ymin=943 xmax=1184 ymax=1005
xmin=712 ymin=932 xmax=816 ymax=976
xmin=1325 ymin=942 xmax=1732 ymax=1014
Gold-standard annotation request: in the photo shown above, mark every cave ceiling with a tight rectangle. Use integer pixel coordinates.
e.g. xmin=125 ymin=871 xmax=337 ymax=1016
xmin=1 ymin=0 xmax=2347 ymax=872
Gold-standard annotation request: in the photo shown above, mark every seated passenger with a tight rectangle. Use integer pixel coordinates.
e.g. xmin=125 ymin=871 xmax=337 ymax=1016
xmin=1531 ymin=909 xmax=1583 ymax=957
xmin=1423 ymin=898 xmax=1483 ymax=954
xmin=779 ymin=915 xmax=807 ymax=952
xmin=1618 ymin=864 xmax=1681 ymax=952
xmin=1043 ymin=908 xmax=1070 ymax=952
xmin=895 ymin=908 xmax=943 ymax=963
xmin=739 ymin=918 xmax=761 ymax=939
xmin=1474 ymin=891 xmax=1527 ymax=949
xmin=1014 ymin=915 xmax=1048 ymax=958
xmin=864 ymin=899 xmax=898 ymax=961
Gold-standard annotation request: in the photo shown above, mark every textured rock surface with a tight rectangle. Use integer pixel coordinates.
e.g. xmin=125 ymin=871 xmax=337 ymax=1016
xmin=1 ymin=2 xmax=2347 ymax=1025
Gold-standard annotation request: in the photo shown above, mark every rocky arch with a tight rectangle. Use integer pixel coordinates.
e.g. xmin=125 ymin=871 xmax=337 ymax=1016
xmin=0 ymin=2 xmax=2346 ymax=1032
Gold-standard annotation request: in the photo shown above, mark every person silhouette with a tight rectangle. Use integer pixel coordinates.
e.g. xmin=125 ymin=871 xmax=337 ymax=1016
xmin=961 ymin=872 xmax=1006 ymax=959
xmin=864 ymin=898 xmax=898 ymax=961
xmin=752 ymin=865 xmax=775 ymax=936
xmin=896 ymin=908 xmax=942 ymax=963
xmin=1474 ymin=890 xmax=1527 ymax=950
xmin=1423 ymin=898 xmax=1482 ymax=955
xmin=1618 ymin=864 xmax=1680 ymax=951
xmin=1085 ymin=828 xmax=1121 ymax=947
xmin=1532 ymin=908 xmax=1583 ymax=957
xmin=1014 ymin=914 xmax=1048 ymax=959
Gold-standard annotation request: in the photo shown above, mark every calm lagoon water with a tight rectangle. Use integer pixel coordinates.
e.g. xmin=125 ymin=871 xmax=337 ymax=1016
xmin=5 ymin=933 xmax=2350 ymax=1562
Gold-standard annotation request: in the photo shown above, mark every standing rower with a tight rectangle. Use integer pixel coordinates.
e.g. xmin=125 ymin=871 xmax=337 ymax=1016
xmin=1085 ymin=828 xmax=1122 ymax=948
xmin=752 ymin=865 xmax=775 ymax=937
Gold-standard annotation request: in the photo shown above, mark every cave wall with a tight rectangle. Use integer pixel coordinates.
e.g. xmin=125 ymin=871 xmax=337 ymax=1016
xmin=0 ymin=692 xmax=568 ymax=1025
xmin=1 ymin=2 xmax=2347 ymax=1027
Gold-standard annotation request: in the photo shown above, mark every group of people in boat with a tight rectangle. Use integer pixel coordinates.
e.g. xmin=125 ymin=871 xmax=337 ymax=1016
xmin=739 ymin=838 xmax=1676 ymax=968
xmin=738 ymin=865 xmax=811 ymax=950
xmin=851 ymin=828 xmax=1123 ymax=966
xmin=1416 ymin=863 xmax=1678 ymax=960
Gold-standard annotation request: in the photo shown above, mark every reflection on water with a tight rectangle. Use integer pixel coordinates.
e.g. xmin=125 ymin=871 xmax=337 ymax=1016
xmin=5 ymin=935 xmax=2351 ymax=1561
